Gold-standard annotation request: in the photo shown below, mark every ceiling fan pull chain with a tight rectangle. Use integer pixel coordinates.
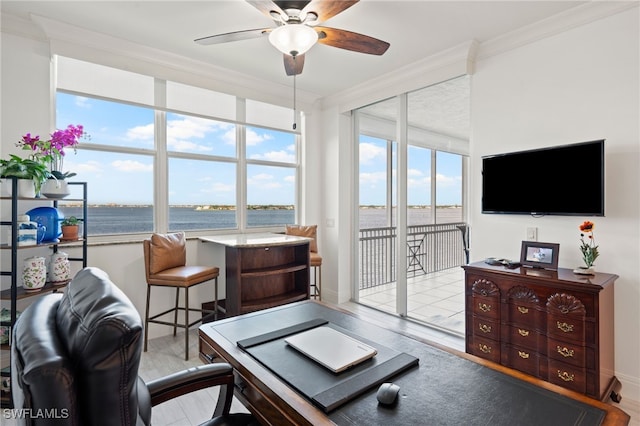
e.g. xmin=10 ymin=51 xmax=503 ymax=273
xmin=292 ymin=56 xmax=297 ymax=130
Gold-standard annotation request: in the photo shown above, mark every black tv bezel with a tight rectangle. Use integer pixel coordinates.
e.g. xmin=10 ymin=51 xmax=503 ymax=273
xmin=481 ymin=140 xmax=605 ymax=217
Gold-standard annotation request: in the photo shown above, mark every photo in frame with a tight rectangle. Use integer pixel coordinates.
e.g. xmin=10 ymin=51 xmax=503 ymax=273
xmin=520 ymin=241 xmax=560 ymax=271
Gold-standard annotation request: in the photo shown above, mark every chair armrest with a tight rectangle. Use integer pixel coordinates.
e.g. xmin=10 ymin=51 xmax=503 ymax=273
xmin=145 ymin=363 xmax=235 ymax=417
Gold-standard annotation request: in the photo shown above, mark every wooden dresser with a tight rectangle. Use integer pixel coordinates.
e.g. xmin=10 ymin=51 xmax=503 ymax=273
xmin=463 ymin=261 xmax=621 ymax=402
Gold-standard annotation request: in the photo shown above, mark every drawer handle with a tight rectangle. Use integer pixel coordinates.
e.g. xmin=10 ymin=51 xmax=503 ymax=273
xmin=264 ymin=247 xmax=270 ymax=251
xmin=479 ymin=324 xmax=492 ymax=333
xmin=478 ymin=303 xmax=491 ymax=313
xmin=518 ymin=329 xmax=530 ymax=337
xmin=557 ymin=321 xmax=574 ymax=333
xmin=478 ymin=344 xmax=492 ymax=354
xmin=557 ymin=346 xmax=575 ymax=358
xmin=517 ymin=306 xmax=529 ymax=314
xmin=518 ymin=351 xmax=530 ymax=359
xmin=557 ymin=370 xmax=575 ymax=382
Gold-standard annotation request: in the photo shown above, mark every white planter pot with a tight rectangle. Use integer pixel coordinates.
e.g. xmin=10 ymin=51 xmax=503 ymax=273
xmin=1 ymin=179 xmax=36 ymax=198
xmin=42 ymin=179 xmax=70 ymax=199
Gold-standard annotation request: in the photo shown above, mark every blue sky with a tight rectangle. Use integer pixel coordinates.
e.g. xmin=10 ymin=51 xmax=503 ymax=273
xmin=55 ymin=93 xmax=461 ymax=206
xmin=359 ymin=135 xmax=463 ymax=206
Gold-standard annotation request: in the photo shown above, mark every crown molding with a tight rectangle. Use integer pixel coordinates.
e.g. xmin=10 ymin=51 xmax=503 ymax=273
xmin=477 ymin=1 xmax=638 ymax=61
xmin=5 ymin=12 xmax=320 ymax=111
xmin=322 ymin=40 xmax=479 ymax=114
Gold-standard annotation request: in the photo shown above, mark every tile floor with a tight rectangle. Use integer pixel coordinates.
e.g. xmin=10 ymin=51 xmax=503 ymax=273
xmin=358 ymin=266 xmax=466 ymax=337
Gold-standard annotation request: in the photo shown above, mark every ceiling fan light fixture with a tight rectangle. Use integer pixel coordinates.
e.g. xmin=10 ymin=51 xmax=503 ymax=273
xmin=268 ymin=24 xmax=318 ymax=57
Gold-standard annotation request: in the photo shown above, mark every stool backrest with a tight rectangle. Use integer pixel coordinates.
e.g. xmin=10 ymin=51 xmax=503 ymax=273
xmin=144 ymin=232 xmax=187 ymax=279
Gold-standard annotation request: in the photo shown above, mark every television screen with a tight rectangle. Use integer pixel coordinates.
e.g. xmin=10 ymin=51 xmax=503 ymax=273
xmin=482 ymin=140 xmax=605 ymax=216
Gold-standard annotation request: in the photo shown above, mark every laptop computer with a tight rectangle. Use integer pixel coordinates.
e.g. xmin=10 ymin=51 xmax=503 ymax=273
xmin=284 ymin=326 xmax=378 ymax=373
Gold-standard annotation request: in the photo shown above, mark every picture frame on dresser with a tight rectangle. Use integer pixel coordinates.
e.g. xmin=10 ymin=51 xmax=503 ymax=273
xmin=520 ymin=241 xmax=559 ymax=270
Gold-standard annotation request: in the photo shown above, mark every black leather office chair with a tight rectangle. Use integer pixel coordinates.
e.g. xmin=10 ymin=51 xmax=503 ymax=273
xmin=11 ymin=267 xmax=258 ymax=426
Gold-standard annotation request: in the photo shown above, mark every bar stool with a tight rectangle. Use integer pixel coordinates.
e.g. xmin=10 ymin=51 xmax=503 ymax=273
xmin=143 ymin=232 xmax=219 ymax=360
xmin=286 ymin=225 xmax=322 ymax=300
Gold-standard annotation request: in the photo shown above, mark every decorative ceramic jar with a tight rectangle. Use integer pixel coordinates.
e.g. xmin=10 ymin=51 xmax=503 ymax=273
xmin=49 ymin=251 xmax=71 ymax=283
xmin=17 ymin=214 xmax=38 ymax=246
xmin=22 ymin=256 xmax=47 ymax=292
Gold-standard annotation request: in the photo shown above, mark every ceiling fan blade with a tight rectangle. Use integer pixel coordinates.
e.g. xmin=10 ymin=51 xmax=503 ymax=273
xmin=283 ymin=54 xmax=305 ymax=76
xmin=315 ymin=26 xmax=390 ymax=55
xmin=194 ymin=28 xmax=270 ymax=45
xmin=301 ymin=0 xmax=359 ymax=24
xmin=246 ymin=0 xmax=288 ymax=21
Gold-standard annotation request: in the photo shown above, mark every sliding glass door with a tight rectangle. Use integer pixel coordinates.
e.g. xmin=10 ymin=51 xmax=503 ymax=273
xmin=355 ymin=76 xmax=470 ymax=334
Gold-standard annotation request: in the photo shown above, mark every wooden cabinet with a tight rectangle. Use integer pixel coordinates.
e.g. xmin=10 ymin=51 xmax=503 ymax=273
xmin=201 ymin=234 xmax=310 ymax=317
xmin=463 ymin=262 xmax=620 ymax=402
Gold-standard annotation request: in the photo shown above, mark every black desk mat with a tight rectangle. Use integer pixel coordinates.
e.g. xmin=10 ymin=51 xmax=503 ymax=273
xmin=237 ymin=318 xmax=419 ymax=412
xmin=205 ymin=302 xmax=607 ymax=425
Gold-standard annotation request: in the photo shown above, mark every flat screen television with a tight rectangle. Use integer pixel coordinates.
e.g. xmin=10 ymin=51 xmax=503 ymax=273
xmin=482 ymin=140 xmax=605 ymax=216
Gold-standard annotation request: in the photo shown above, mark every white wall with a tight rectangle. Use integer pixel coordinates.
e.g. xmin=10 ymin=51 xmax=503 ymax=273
xmin=470 ymin=8 xmax=639 ymax=400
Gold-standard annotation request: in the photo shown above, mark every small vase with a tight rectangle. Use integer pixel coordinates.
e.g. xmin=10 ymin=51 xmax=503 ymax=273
xmin=23 ymin=256 xmax=47 ymax=292
xmin=49 ymin=251 xmax=71 ymax=283
xmin=42 ymin=179 xmax=70 ymax=199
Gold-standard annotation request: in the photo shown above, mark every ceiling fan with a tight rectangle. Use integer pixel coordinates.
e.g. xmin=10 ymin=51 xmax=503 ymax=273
xmin=195 ymin=0 xmax=390 ymax=76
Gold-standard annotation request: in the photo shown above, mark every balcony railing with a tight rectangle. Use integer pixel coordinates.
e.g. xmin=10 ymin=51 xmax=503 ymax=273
xmin=358 ymin=222 xmax=468 ymax=290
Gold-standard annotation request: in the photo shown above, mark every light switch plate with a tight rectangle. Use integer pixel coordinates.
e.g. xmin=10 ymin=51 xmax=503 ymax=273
xmin=526 ymin=227 xmax=538 ymax=241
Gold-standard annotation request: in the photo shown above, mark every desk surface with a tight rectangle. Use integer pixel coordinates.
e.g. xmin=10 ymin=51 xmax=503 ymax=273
xmin=199 ymin=232 xmax=311 ymax=248
xmin=199 ymin=301 xmax=630 ymax=426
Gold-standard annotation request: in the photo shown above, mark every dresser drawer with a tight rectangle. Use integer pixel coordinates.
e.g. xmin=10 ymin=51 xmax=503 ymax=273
xmin=472 ymin=316 xmax=499 ymax=341
xmin=547 ymin=337 xmax=586 ymax=368
xmin=547 ymin=314 xmax=585 ymax=342
xmin=469 ymin=335 xmax=500 ymax=363
xmin=472 ymin=295 xmax=500 ymax=320
xmin=503 ymin=344 xmax=541 ymax=377
xmin=548 ymin=359 xmax=587 ymax=394
xmin=507 ymin=302 xmax=542 ymax=328
xmin=506 ymin=325 xmax=541 ymax=352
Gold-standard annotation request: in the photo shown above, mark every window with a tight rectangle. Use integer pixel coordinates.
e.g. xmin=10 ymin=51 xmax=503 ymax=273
xmin=56 ymin=92 xmax=155 ymax=236
xmin=55 ymin=56 xmax=300 ymax=238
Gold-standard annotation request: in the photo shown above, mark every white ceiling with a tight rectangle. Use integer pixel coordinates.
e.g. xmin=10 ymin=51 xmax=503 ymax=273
xmin=2 ymin=0 xmax=588 ymax=99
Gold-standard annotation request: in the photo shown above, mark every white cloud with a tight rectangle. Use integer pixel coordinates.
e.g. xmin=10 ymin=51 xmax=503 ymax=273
xmin=74 ymin=96 xmax=91 ymax=109
xmin=126 ymin=123 xmax=154 ymax=141
xmin=111 ymin=159 xmax=153 ymax=172
xmin=359 ymin=142 xmax=386 ymax=164
xmin=436 ymin=173 xmax=461 ymax=186
xmin=360 ymin=171 xmax=386 ymax=184
xmin=250 ymin=150 xmax=295 ymax=163
xmin=248 ymin=172 xmax=282 ymax=189
xmin=202 ymin=182 xmax=234 ymax=193
xmin=246 ymin=128 xmax=273 ymax=146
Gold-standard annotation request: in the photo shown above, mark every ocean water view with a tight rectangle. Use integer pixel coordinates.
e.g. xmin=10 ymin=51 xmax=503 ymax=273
xmin=55 ymin=205 xmax=463 ymax=235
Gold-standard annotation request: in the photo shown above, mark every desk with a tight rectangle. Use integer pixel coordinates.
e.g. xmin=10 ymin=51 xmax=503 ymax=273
xmin=199 ymin=301 xmax=630 ymax=426
xmin=200 ymin=233 xmax=310 ymax=317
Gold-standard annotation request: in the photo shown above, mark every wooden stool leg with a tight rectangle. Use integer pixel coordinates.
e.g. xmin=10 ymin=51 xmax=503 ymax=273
xmin=144 ymin=284 xmax=151 ymax=352
xmin=184 ymin=287 xmax=189 ymax=361
xmin=173 ymin=287 xmax=179 ymax=337
xmin=317 ymin=265 xmax=321 ymax=300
